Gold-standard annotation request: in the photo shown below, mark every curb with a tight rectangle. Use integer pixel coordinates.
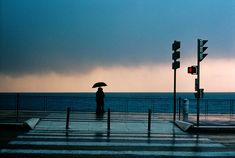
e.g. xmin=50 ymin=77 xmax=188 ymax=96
xmin=0 ymin=118 xmax=40 ymax=130
xmin=175 ymin=120 xmax=235 ymax=133
xmin=23 ymin=118 xmax=40 ymax=130
xmin=191 ymin=125 xmax=235 ymax=133
xmin=174 ymin=120 xmax=193 ymax=132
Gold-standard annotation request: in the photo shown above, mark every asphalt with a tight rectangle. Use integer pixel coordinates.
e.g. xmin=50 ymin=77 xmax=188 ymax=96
xmin=0 ymin=111 xmax=235 ymax=157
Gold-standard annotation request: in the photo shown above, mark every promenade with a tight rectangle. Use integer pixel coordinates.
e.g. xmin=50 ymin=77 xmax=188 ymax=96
xmin=0 ymin=111 xmax=235 ymax=157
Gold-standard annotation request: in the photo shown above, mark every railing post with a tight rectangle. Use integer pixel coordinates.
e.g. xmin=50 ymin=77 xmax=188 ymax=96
xmin=233 ymin=100 xmax=234 ymax=119
xmin=107 ymin=108 xmax=110 ymax=131
xmin=16 ymin=93 xmax=20 ymax=120
xmin=44 ymin=96 xmax=47 ymax=112
xmin=230 ymin=100 xmax=233 ymax=120
xmin=125 ymin=98 xmax=128 ymax=121
xmin=148 ymin=109 xmax=151 ymax=132
xmin=205 ymin=100 xmax=208 ymax=120
xmin=66 ymin=107 xmax=71 ymax=129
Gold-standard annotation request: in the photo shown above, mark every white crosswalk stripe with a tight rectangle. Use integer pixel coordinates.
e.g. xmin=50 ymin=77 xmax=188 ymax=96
xmin=17 ymin=135 xmax=211 ymax=141
xmin=9 ymin=140 xmax=225 ymax=148
xmin=1 ymin=149 xmax=235 ymax=157
xmin=1 ymin=117 xmax=235 ymax=158
xmin=1 ymin=129 xmax=235 ymax=157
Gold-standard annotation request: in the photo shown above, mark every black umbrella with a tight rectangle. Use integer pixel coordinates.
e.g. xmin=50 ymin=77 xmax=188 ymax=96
xmin=92 ymin=82 xmax=107 ymax=88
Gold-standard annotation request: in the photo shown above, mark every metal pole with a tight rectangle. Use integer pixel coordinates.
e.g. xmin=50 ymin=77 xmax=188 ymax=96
xmin=148 ymin=109 xmax=151 ymax=131
xmin=107 ymin=108 xmax=110 ymax=130
xmin=66 ymin=107 xmax=70 ymax=129
xmin=173 ymin=68 xmax=176 ymax=122
xmin=197 ymin=39 xmax=200 ymax=127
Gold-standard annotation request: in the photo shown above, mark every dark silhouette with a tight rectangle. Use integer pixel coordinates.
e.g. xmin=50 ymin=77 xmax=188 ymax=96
xmin=96 ymin=87 xmax=105 ymax=115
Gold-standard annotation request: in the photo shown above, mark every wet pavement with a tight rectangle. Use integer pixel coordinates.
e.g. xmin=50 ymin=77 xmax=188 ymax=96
xmin=0 ymin=112 xmax=235 ymax=157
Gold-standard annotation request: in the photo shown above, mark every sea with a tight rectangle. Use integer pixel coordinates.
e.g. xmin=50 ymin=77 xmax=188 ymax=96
xmin=0 ymin=92 xmax=235 ymax=114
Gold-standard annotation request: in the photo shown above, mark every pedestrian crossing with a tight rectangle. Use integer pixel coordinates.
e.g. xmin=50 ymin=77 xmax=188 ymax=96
xmin=1 ymin=129 xmax=235 ymax=157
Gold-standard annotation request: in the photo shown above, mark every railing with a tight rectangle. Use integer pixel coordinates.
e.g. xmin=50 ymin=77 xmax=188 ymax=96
xmin=0 ymin=94 xmax=173 ymax=113
xmin=0 ymin=94 xmax=173 ymax=121
xmin=0 ymin=93 xmax=235 ymax=125
xmin=177 ymin=98 xmax=235 ymax=125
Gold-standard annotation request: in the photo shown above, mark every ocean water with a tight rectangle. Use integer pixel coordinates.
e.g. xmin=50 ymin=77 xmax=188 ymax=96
xmin=0 ymin=92 xmax=235 ymax=114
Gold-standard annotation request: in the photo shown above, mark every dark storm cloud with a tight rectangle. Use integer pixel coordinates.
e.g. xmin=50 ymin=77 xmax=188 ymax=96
xmin=1 ymin=0 xmax=235 ymax=76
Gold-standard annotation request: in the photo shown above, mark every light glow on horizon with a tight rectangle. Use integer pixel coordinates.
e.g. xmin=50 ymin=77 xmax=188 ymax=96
xmin=0 ymin=59 xmax=235 ymax=92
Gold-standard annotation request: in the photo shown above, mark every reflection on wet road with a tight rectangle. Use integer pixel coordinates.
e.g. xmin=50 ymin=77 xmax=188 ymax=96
xmin=1 ymin=112 xmax=235 ymax=157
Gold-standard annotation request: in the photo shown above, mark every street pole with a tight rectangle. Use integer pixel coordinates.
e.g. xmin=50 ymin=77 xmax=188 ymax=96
xmin=173 ymin=66 xmax=176 ymax=122
xmin=172 ymin=40 xmax=180 ymax=122
xmin=197 ymin=39 xmax=200 ymax=127
xmin=188 ymin=39 xmax=207 ymax=127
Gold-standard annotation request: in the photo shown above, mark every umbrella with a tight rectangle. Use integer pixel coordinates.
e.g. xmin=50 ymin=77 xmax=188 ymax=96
xmin=92 ymin=82 xmax=107 ymax=88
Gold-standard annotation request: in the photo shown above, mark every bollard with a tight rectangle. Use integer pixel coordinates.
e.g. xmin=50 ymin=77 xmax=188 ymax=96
xmin=183 ymin=99 xmax=189 ymax=121
xmin=66 ymin=107 xmax=71 ymax=129
xmin=107 ymin=108 xmax=110 ymax=130
xmin=148 ymin=109 xmax=151 ymax=131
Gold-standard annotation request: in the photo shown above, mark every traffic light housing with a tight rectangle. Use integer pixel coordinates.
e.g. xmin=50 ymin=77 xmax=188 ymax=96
xmin=172 ymin=41 xmax=180 ymax=51
xmin=198 ymin=39 xmax=208 ymax=62
xmin=172 ymin=40 xmax=180 ymax=70
xmin=188 ymin=66 xmax=197 ymax=74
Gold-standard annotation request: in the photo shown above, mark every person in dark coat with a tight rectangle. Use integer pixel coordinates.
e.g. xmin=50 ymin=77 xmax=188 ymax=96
xmin=96 ymin=87 xmax=105 ymax=114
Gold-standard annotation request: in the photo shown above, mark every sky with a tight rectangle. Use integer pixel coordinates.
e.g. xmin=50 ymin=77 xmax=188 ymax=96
xmin=0 ymin=0 xmax=235 ymax=92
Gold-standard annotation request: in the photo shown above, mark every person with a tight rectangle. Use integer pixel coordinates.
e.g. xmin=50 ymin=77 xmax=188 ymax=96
xmin=96 ymin=87 xmax=105 ymax=115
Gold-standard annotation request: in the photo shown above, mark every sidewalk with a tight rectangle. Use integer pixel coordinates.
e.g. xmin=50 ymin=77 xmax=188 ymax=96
xmin=1 ymin=110 xmax=235 ymax=133
xmin=0 ymin=110 xmax=182 ymax=133
xmin=38 ymin=119 xmax=183 ymax=135
xmin=1 ymin=111 xmax=235 ymax=157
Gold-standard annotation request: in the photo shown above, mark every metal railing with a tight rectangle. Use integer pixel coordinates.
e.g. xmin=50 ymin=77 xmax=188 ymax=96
xmin=177 ymin=98 xmax=235 ymax=125
xmin=0 ymin=93 xmax=235 ymax=125
xmin=0 ymin=93 xmax=172 ymax=112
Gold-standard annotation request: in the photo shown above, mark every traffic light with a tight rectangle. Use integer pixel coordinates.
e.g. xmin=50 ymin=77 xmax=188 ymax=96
xmin=172 ymin=41 xmax=180 ymax=69
xmin=172 ymin=41 xmax=180 ymax=51
xmin=188 ymin=66 xmax=197 ymax=74
xmin=198 ymin=39 xmax=208 ymax=62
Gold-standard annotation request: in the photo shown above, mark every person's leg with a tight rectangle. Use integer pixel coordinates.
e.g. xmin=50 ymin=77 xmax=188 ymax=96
xmin=96 ymin=103 xmax=100 ymax=114
xmin=101 ymin=105 xmax=104 ymax=113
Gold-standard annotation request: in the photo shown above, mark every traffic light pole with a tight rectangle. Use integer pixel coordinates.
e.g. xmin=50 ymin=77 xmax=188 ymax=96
xmin=172 ymin=41 xmax=180 ymax=122
xmin=188 ymin=39 xmax=207 ymax=127
xmin=173 ymin=62 xmax=176 ymax=122
xmin=196 ymin=39 xmax=200 ymax=127
xmin=172 ymin=40 xmax=180 ymax=122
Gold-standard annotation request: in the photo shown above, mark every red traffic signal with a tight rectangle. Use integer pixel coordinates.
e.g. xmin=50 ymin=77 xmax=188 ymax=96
xmin=188 ymin=66 xmax=197 ymax=74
